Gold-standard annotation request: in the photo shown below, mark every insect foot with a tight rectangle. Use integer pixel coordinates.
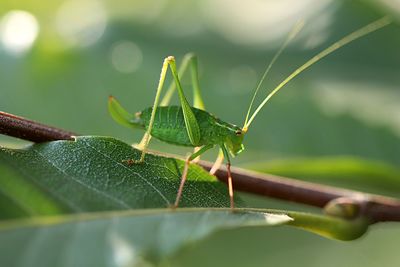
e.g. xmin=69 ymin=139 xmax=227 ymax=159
xmin=122 ymin=159 xmax=144 ymax=166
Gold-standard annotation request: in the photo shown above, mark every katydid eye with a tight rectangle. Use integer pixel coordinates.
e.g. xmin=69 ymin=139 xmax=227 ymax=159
xmin=235 ymin=130 xmax=242 ymax=136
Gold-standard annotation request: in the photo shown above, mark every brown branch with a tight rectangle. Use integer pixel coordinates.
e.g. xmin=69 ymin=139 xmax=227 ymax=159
xmin=201 ymin=161 xmax=400 ymax=223
xmin=0 ymin=111 xmax=75 ymax=142
xmin=1 ymin=111 xmax=399 ymax=223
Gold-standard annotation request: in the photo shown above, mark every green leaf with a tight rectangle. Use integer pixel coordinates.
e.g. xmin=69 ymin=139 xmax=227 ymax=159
xmin=0 ymin=136 xmax=234 ymax=219
xmin=0 ymin=208 xmax=293 ymax=266
xmin=0 ymin=136 xmax=375 ymax=266
xmin=0 ymin=208 xmax=370 ymax=266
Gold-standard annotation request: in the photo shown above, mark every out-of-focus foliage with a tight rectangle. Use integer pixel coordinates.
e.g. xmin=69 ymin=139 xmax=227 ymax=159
xmin=1 ymin=0 xmax=399 ymax=266
xmin=0 ymin=208 xmax=293 ymax=267
xmin=246 ymin=156 xmax=400 ymax=197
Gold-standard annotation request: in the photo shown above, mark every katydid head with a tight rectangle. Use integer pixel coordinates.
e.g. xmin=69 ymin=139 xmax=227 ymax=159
xmin=225 ymin=127 xmax=245 ymax=156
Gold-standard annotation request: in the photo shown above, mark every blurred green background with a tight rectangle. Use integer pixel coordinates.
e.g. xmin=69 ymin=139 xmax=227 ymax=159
xmin=1 ymin=0 xmax=399 ymax=266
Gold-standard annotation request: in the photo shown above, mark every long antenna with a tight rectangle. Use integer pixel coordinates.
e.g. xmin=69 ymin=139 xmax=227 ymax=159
xmin=243 ymin=21 xmax=304 ymax=128
xmin=243 ymin=16 xmax=391 ymax=132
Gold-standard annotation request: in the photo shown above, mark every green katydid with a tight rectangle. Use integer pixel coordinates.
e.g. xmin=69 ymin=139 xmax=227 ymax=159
xmin=108 ymin=16 xmax=391 ymax=209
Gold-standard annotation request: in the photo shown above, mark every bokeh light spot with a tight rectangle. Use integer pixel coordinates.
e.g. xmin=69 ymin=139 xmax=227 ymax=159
xmin=0 ymin=10 xmax=39 ymax=55
xmin=55 ymin=0 xmax=107 ymax=48
xmin=201 ymin=0 xmax=334 ymax=47
xmin=110 ymin=41 xmax=143 ymax=73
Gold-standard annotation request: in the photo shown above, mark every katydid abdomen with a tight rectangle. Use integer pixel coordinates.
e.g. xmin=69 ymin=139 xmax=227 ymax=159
xmin=134 ymin=106 xmax=242 ymax=148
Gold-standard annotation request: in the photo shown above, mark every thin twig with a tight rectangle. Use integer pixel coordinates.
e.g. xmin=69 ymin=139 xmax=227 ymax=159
xmin=201 ymin=161 xmax=400 ymax=223
xmin=1 ymin=111 xmax=399 ymax=223
xmin=0 ymin=111 xmax=75 ymax=142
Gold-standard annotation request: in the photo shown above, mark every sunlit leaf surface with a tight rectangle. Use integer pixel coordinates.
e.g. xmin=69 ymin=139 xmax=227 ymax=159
xmin=0 ymin=136 xmax=235 ymax=220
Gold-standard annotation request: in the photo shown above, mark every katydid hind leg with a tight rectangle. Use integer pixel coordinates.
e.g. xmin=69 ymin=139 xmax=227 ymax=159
xmin=168 ymin=57 xmax=201 ymax=146
xmin=160 ymin=53 xmax=196 ymax=106
xmin=173 ymin=155 xmax=191 ymax=209
xmin=192 ymin=147 xmax=201 ymax=163
xmin=136 ymin=57 xmax=170 ymax=163
xmin=222 ymin=145 xmax=234 ymax=210
xmin=160 ymin=53 xmax=205 ymax=110
xmin=190 ymin=55 xmax=205 ymax=110
xmin=139 ymin=53 xmax=194 ymax=149
xmin=135 ymin=56 xmax=201 ymax=164
xmin=186 ymin=54 xmax=207 ymax=162
xmin=173 ymin=144 xmax=214 ymax=208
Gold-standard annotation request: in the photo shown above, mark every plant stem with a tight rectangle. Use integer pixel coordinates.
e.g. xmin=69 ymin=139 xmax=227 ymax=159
xmin=0 ymin=111 xmax=75 ymax=142
xmin=1 ymin=111 xmax=399 ymax=223
xmin=201 ymin=161 xmax=400 ymax=223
